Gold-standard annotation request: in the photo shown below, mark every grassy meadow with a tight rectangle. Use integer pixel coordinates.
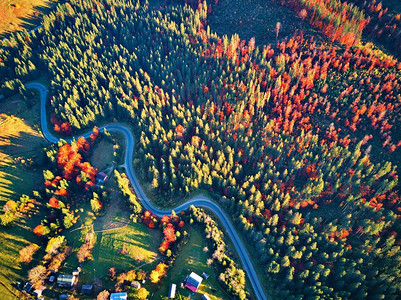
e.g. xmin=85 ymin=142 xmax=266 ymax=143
xmin=0 ymin=92 xmax=46 ymax=298
xmin=63 ymin=221 xmax=161 ymax=294
xmin=0 ymin=0 xmax=57 ymax=36
xmin=88 ymin=138 xmax=115 ymax=171
xmin=0 ymin=93 xmax=45 ymax=204
xmin=154 ymin=228 xmax=229 ymax=300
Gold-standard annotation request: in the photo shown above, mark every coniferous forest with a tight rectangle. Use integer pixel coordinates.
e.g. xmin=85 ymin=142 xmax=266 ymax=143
xmin=1 ymin=0 xmax=401 ymax=298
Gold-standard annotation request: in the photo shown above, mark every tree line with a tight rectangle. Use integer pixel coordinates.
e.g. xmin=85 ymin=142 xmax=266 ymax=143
xmin=0 ymin=0 xmax=400 ymax=298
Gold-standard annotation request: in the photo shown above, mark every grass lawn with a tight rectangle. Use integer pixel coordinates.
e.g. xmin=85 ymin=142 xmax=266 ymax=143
xmin=153 ymin=228 xmax=230 ymax=300
xmin=93 ymin=180 xmax=131 ymax=231
xmin=89 ymin=139 xmax=114 ymax=171
xmin=0 ymin=92 xmax=45 ymax=205
xmin=0 ymin=0 xmax=57 ymax=36
xmin=64 ymin=221 xmax=161 ymax=294
xmin=95 ymin=222 xmax=160 ymax=271
xmin=0 ymin=91 xmax=48 ymax=299
xmin=0 ymin=206 xmax=46 ymax=300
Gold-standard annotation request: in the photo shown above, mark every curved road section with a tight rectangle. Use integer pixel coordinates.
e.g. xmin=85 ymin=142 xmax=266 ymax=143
xmin=26 ymin=82 xmax=268 ymax=300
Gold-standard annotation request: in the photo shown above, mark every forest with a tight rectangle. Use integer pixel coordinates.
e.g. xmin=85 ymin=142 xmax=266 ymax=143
xmin=1 ymin=0 xmax=401 ymax=298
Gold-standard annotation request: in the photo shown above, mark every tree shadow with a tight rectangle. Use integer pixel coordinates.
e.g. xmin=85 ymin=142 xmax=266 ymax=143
xmin=0 ymin=131 xmax=45 ymax=200
xmin=0 ymin=1 xmax=56 ymax=38
xmin=0 ymin=171 xmax=22 ymax=199
xmin=0 ymin=131 xmax=44 ymax=157
xmin=0 ymin=214 xmax=43 ymax=282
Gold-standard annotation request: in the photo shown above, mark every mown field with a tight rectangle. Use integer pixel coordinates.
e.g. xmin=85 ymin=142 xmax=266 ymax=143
xmin=0 ymin=92 xmax=46 ymax=299
xmin=63 ymin=219 xmax=161 ymax=293
xmin=0 ymin=93 xmax=44 ymax=203
xmin=88 ymin=138 xmax=114 ymax=171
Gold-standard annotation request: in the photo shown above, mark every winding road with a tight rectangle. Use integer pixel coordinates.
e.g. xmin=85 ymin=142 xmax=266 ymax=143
xmin=26 ymin=82 xmax=268 ymax=300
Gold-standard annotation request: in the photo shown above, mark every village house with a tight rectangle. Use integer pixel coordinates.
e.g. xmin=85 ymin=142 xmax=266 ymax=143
xmin=81 ymin=284 xmax=93 ymax=294
xmin=57 ymin=274 xmax=76 ymax=288
xmin=96 ymin=172 xmax=108 ymax=185
xmin=184 ymin=272 xmax=203 ymax=293
xmin=110 ymin=292 xmax=128 ymax=300
xmin=131 ymin=281 xmax=141 ymax=289
xmin=168 ymin=283 xmax=176 ymax=298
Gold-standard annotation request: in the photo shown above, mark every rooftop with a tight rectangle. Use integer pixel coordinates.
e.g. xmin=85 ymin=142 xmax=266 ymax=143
xmin=110 ymin=292 xmax=128 ymax=300
xmin=202 ymin=294 xmax=211 ymax=300
xmin=81 ymin=284 xmax=93 ymax=294
xmin=96 ymin=172 xmax=108 ymax=182
xmin=168 ymin=283 xmax=176 ymax=298
xmin=184 ymin=272 xmax=203 ymax=292
xmin=57 ymin=274 xmax=75 ymax=287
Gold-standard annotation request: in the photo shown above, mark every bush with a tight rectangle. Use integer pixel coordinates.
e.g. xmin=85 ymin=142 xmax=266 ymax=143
xmin=19 ymin=244 xmax=40 ymax=264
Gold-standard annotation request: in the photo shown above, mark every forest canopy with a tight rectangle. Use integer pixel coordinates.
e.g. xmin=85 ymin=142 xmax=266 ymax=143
xmin=1 ymin=0 xmax=401 ymax=298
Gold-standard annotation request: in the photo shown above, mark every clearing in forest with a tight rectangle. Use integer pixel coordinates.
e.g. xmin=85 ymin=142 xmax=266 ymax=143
xmin=154 ymin=228 xmax=228 ymax=300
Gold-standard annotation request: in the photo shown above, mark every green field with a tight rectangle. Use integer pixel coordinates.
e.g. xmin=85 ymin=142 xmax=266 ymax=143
xmin=0 ymin=93 xmax=45 ymax=204
xmin=0 ymin=221 xmax=42 ymax=300
xmin=95 ymin=222 xmax=160 ymax=271
xmin=92 ymin=180 xmax=131 ymax=232
xmin=154 ymin=228 xmax=229 ymax=300
xmin=0 ymin=91 xmax=46 ymax=299
xmin=63 ymin=221 xmax=161 ymax=294
xmin=0 ymin=198 xmax=47 ymax=300
xmin=89 ymin=138 xmax=115 ymax=171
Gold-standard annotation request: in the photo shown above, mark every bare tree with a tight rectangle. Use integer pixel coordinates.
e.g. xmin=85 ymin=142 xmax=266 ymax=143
xmin=28 ymin=265 xmax=47 ymax=289
xmin=276 ymin=22 xmax=281 ymax=39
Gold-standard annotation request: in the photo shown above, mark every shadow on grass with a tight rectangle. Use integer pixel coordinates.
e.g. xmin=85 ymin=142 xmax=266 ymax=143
xmin=0 ymin=212 xmax=44 ymax=285
xmin=0 ymin=172 xmax=22 ymax=199
xmin=0 ymin=130 xmax=44 ymax=201
xmin=0 ymin=1 xmax=60 ymax=38
xmin=0 ymin=132 xmax=43 ymax=155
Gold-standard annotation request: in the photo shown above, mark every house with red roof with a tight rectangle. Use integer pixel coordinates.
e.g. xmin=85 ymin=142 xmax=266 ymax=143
xmin=184 ymin=272 xmax=203 ymax=292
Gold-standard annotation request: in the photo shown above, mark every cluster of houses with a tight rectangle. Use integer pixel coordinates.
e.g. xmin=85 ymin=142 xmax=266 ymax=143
xmin=20 ymin=267 xmax=133 ymax=300
xmin=21 ymin=266 xmax=213 ymax=299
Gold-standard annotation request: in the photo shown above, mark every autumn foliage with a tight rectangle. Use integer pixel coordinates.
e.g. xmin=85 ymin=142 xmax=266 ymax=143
xmin=33 ymin=224 xmax=46 ymax=237
xmin=19 ymin=244 xmax=40 ymax=264
xmin=272 ymin=0 xmax=368 ymax=46
xmin=142 ymin=211 xmax=184 ymax=254
xmin=56 ymin=137 xmax=97 ymax=186
xmin=51 ymin=114 xmax=72 ymax=136
xmin=149 ymin=263 xmax=168 ymax=283
xmin=348 ymin=0 xmax=401 ymax=56
xmin=22 ymin=0 xmax=401 ymax=298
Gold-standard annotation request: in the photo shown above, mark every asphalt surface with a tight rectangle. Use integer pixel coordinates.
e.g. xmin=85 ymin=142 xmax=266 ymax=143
xmin=26 ymin=82 xmax=268 ymax=300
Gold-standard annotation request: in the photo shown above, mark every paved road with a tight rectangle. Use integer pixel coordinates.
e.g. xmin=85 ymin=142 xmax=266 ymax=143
xmin=26 ymin=82 xmax=268 ymax=300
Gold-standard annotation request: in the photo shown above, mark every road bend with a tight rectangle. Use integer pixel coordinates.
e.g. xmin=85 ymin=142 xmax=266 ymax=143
xmin=26 ymin=82 xmax=268 ymax=300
